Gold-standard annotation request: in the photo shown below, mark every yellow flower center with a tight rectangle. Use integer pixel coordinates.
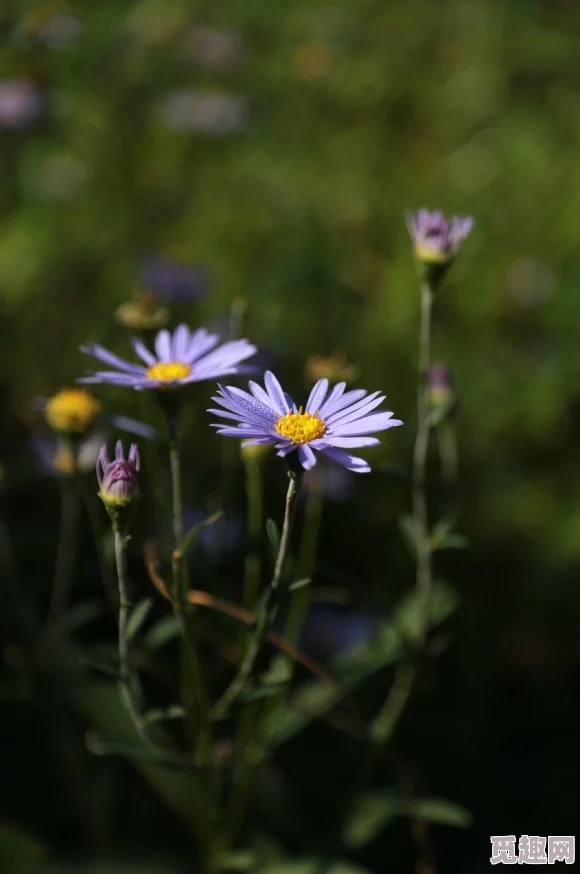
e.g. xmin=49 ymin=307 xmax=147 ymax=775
xmin=45 ymin=389 xmax=101 ymax=434
xmin=147 ymin=361 xmax=192 ymax=382
xmin=54 ymin=447 xmax=76 ymax=475
xmin=274 ymin=409 xmax=326 ymax=444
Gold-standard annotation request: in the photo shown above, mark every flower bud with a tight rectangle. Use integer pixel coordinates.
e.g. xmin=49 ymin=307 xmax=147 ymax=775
xmin=428 ymin=363 xmax=455 ymax=425
xmin=97 ymin=441 xmax=140 ymax=530
xmin=406 ymin=209 xmax=474 ymax=287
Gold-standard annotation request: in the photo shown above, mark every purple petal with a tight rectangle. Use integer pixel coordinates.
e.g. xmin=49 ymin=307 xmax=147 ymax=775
xmin=297 ymin=445 xmax=317 ymax=470
xmin=317 ymin=436 xmax=380 ymax=448
xmin=215 ymin=426 xmax=270 ymax=438
xmin=191 ymin=339 xmax=257 ymax=380
xmin=172 ymin=324 xmax=191 ymax=361
xmin=131 ymin=338 xmax=156 ymax=366
xmin=184 ymin=328 xmax=220 ymax=363
xmin=80 ymin=343 xmax=144 ymax=374
xmin=326 ymin=392 xmax=383 ymax=427
xmin=318 ymin=382 xmax=347 ymax=416
xmin=332 ymin=413 xmax=403 ymax=436
xmin=276 ymin=443 xmax=297 ymax=458
xmin=264 ymin=371 xmax=289 ymax=415
xmin=321 ymin=446 xmax=371 ymax=473
xmin=155 ymin=329 xmax=172 ymax=362
xmin=305 ymin=379 xmax=329 ymax=414
xmin=320 ymin=388 xmax=367 ymax=418
xmin=248 ymin=380 xmax=276 ymax=407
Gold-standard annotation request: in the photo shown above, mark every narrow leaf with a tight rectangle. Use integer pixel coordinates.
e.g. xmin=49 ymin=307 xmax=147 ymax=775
xmin=143 ymin=615 xmax=180 ymax=651
xmin=266 ymin=517 xmax=280 ymax=556
xmin=126 ymin=598 xmax=153 ymax=642
xmin=144 ymin=704 xmax=186 ymax=725
xmin=288 ymin=577 xmax=311 ymax=592
xmin=180 ymin=511 xmax=223 ymax=559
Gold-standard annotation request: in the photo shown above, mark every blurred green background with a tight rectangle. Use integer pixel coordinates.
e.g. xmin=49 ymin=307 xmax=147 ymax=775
xmin=1 ymin=0 xmax=579 ymax=872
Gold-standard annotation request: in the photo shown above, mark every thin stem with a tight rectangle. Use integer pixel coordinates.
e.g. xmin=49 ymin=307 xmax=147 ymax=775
xmin=114 ymin=530 xmax=147 ymax=739
xmin=167 ymin=415 xmax=212 ymax=764
xmin=241 ymin=453 xmax=263 ymax=612
xmin=48 ymin=478 xmax=80 ymax=623
xmin=212 ymin=471 xmax=301 ymax=719
xmin=413 ymin=281 xmax=433 ymax=643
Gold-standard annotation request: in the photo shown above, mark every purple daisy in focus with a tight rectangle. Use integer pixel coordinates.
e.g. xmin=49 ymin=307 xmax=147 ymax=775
xmin=406 ymin=209 xmax=474 ymax=264
xmin=79 ymin=324 xmax=257 ymax=390
xmin=209 ymin=371 xmax=402 ymax=473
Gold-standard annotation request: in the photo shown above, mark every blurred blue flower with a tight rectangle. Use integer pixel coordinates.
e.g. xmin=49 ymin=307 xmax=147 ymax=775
xmin=140 ymin=257 xmax=210 ymax=303
xmin=181 ymin=27 xmax=245 ymax=71
xmin=299 ymin=603 xmax=378 ymax=662
xmin=159 ymin=90 xmax=249 ymax=135
xmin=406 ymin=209 xmax=473 ymax=264
xmin=0 ymin=79 xmax=43 ymax=129
xmin=182 ymin=507 xmax=243 ymax=558
xmin=32 ymin=431 xmax=105 ymax=478
xmin=303 ymin=455 xmax=352 ymax=501
xmin=79 ymin=324 xmax=257 ymax=390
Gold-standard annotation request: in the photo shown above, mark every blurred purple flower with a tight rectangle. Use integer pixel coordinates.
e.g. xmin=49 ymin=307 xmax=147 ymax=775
xmin=406 ymin=209 xmax=473 ymax=264
xmin=428 ymin=362 xmax=453 ymax=410
xmin=140 ymin=256 xmax=210 ymax=303
xmin=79 ymin=324 xmax=257 ymax=390
xmin=299 ymin=603 xmax=378 ymax=662
xmin=182 ymin=507 xmax=243 ymax=558
xmin=33 ymin=431 xmax=105 ymax=478
xmin=159 ymin=90 xmax=248 ymax=135
xmin=0 ymin=79 xmax=43 ymax=129
xmin=181 ymin=27 xmax=245 ymax=71
xmin=303 ymin=455 xmax=352 ymax=501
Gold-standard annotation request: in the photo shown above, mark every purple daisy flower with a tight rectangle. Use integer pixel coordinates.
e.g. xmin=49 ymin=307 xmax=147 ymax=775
xmin=139 ymin=256 xmax=210 ymax=302
xmin=406 ymin=209 xmax=474 ymax=264
xmin=209 ymin=371 xmax=403 ymax=473
xmin=79 ymin=324 xmax=257 ymax=391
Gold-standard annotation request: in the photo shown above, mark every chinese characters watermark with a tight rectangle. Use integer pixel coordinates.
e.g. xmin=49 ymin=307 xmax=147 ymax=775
xmin=490 ymin=836 xmax=575 ymax=865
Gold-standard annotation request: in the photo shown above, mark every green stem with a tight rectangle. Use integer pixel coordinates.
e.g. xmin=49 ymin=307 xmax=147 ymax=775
xmin=48 ymin=478 xmax=80 ymax=623
xmin=114 ymin=530 xmax=148 ymax=739
xmin=413 ymin=281 xmax=433 ymax=643
xmin=212 ymin=470 xmax=301 ymax=719
xmin=241 ymin=453 xmax=263 ymax=612
xmin=167 ymin=415 xmax=212 ymax=764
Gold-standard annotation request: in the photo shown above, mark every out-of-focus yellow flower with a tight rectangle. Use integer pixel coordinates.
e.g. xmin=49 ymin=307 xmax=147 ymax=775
xmin=305 ymin=350 xmax=359 ymax=385
xmin=293 ymin=43 xmax=334 ymax=80
xmin=240 ymin=442 xmax=271 ymax=462
xmin=45 ymin=388 xmax=101 ymax=434
xmin=115 ymin=291 xmax=170 ymax=331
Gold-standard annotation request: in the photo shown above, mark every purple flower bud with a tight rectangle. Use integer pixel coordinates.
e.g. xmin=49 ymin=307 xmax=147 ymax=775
xmin=406 ymin=209 xmax=474 ymax=265
xmin=97 ymin=440 xmax=140 ymax=507
xmin=428 ymin=363 xmax=453 ymax=409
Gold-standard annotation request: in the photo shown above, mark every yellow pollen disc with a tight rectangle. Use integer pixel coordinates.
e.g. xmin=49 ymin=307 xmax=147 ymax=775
xmin=274 ymin=410 xmax=326 ymax=445
xmin=45 ymin=389 xmax=101 ymax=434
xmin=147 ymin=361 xmax=192 ymax=382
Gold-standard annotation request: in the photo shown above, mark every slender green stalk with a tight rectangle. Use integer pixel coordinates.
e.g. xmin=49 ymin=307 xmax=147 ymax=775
xmin=241 ymin=451 xmax=263 ymax=611
xmin=114 ymin=530 xmax=147 ymax=739
xmin=212 ymin=471 xmax=301 ymax=719
xmin=167 ymin=415 xmax=211 ymax=763
xmin=413 ymin=280 xmax=433 ymax=642
xmin=48 ymin=478 xmax=80 ymax=623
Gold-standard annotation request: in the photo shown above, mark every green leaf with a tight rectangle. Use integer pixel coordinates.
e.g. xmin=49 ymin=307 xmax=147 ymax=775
xmin=144 ymin=704 xmax=186 ymax=724
xmin=398 ymin=513 xmax=419 ymax=556
xmin=126 ymin=598 xmax=153 ymax=642
xmin=264 ymin=582 xmax=458 ymax=748
xmin=343 ymin=791 xmax=473 ymax=848
xmin=0 ymin=820 xmax=47 ymax=870
xmin=266 ymin=518 xmax=280 ymax=557
xmin=75 ymin=683 xmax=202 ymax=825
xmin=288 ymin=577 xmax=311 ymax=592
xmin=143 ymin=615 xmax=180 ymax=651
xmin=180 ymin=511 xmax=223 ymax=558
xmin=52 ymin=599 xmax=104 ymax=636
